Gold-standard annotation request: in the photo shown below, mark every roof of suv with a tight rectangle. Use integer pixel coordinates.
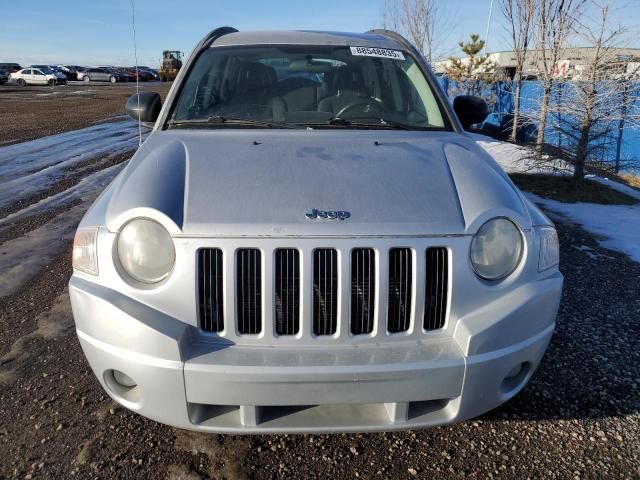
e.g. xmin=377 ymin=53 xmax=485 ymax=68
xmin=212 ymin=30 xmax=404 ymax=50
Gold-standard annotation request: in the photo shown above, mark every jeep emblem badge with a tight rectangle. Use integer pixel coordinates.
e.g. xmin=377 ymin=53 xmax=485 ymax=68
xmin=305 ymin=209 xmax=351 ymax=221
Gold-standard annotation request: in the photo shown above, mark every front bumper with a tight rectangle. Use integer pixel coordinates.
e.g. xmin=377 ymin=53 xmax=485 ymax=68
xmin=70 ymin=272 xmax=562 ymax=433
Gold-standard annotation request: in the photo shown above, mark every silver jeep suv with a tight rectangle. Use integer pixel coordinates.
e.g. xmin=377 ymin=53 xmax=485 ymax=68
xmin=69 ymin=28 xmax=563 ymax=433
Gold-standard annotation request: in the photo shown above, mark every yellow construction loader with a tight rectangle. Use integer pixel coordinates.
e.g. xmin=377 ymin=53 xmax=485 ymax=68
xmin=158 ymin=50 xmax=182 ymax=82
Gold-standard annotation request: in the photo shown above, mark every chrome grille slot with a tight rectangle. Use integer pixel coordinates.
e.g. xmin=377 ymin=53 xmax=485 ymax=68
xmin=274 ymin=249 xmax=300 ymax=335
xmin=313 ymin=249 xmax=338 ymax=336
xmin=237 ymin=249 xmax=262 ymax=334
xmin=424 ymin=247 xmax=448 ymax=331
xmin=197 ymin=248 xmax=224 ymax=333
xmin=387 ymin=248 xmax=412 ymax=333
xmin=350 ymin=248 xmax=375 ymax=335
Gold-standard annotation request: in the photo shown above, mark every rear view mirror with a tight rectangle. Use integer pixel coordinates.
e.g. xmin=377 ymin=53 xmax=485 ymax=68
xmin=125 ymin=92 xmax=161 ymax=128
xmin=453 ymin=95 xmax=490 ymax=130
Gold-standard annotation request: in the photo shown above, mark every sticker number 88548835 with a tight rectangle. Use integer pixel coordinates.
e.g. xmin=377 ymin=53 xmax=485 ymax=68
xmin=350 ymin=46 xmax=405 ymax=60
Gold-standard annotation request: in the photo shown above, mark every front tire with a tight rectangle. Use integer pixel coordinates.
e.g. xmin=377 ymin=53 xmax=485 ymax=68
xmin=48 ymin=79 xmax=55 ymax=86
xmin=83 ymin=76 xmax=90 ymax=82
xmin=17 ymin=78 xmax=26 ymax=87
xmin=110 ymin=76 xmax=117 ymax=83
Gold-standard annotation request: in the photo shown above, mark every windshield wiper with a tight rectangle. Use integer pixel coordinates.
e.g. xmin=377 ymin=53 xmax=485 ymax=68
xmin=321 ymin=116 xmax=421 ymax=130
xmin=168 ymin=116 xmax=297 ymax=129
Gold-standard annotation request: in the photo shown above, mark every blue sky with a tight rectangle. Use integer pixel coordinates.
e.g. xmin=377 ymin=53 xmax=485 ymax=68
xmin=1 ymin=0 xmax=638 ymax=67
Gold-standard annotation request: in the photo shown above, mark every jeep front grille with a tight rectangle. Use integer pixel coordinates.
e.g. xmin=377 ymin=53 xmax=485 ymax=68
xmin=197 ymin=248 xmax=224 ymax=333
xmin=313 ymin=248 xmax=338 ymax=336
xmin=387 ymin=248 xmax=412 ymax=333
xmin=274 ymin=249 xmax=300 ymax=336
xmin=424 ymin=247 xmax=448 ymax=331
xmin=197 ymin=246 xmax=449 ymax=338
xmin=350 ymin=248 xmax=375 ymax=335
xmin=237 ymin=248 xmax=262 ymax=335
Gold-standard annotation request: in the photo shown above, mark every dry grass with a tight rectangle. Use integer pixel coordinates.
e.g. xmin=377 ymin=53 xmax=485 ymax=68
xmin=618 ymin=173 xmax=640 ymax=191
xmin=509 ymin=173 xmax=639 ymax=205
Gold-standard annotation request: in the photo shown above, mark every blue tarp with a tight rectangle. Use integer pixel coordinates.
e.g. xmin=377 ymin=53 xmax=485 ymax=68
xmin=438 ymin=77 xmax=639 ymax=171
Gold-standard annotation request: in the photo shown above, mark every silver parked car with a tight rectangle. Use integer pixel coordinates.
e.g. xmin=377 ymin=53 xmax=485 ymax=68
xmin=79 ymin=67 xmax=126 ymax=83
xmin=70 ymin=28 xmax=563 ymax=433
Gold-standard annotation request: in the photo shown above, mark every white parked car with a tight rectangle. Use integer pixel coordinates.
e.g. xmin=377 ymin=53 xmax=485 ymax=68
xmin=30 ymin=64 xmax=68 ymax=81
xmin=70 ymin=28 xmax=563 ymax=434
xmin=10 ymin=67 xmax=66 ymax=86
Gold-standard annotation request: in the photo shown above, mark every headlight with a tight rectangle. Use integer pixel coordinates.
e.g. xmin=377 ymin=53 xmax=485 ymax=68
xmin=73 ymin=228 xmax=99 ymax=275
xmin=538 ymin=226 xmax=559 ymax=271
xmin=116 ymin=218 xmax=175 ymax=284
xmin=470 ymin=218 xmax=523 ymax=281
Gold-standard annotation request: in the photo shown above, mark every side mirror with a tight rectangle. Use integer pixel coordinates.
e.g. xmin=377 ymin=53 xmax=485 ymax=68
xmin=453 ymin=95 xmax=490 ymax=130
xmin=125 ymin=92 xmax=161 ymax=128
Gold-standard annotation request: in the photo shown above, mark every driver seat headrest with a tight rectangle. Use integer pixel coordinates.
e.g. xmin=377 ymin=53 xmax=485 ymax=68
xmin=236 ymin=62 xmax=277 ymax=93
xmin=332 ymin=66 xmax=365 ymax=94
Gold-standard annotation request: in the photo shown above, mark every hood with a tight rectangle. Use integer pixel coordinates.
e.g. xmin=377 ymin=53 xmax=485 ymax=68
xmin=104 ymin=129 xmax=530 ymax=237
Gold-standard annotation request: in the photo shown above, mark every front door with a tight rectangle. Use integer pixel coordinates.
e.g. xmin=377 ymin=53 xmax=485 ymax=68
xmin=33 ymin=69 xmax=47 ymax=85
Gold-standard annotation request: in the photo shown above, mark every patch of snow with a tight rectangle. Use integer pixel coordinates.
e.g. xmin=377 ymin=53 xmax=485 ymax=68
xmin=472 ymin=133 xmax=572 ymax=174
xmin=35 ymin=90 xmax=97 ymax=97
xmin=0 ymin=162 xmax=125 ymax=233
xmin=0 ymin=203 xmax=86 ymax=297
xmin=0 ymin=119 xmax=141 ymax=209
xmin=526 ymin=192 xmax=640 ymax=263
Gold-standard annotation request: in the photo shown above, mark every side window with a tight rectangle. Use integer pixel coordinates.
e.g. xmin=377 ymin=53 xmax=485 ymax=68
xmin=401 ymin=62 xmax=445 ymax=128
xmin=174 ymin=51 xmax=230 ymax=119
xmin=34 ymin=70 xmax=44 ymax=76
xmin=24 ymin=69 xmax=32 ymax=75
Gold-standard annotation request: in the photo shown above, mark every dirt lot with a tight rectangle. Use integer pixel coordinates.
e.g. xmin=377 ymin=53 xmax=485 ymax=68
xmin=0 ymin=82 xmax=170 ymax=146
xmin=0 ymin=87 xmax=639 ymax=479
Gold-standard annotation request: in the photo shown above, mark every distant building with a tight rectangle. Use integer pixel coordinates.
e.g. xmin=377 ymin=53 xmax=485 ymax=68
xmin=434 ymin=47 xmax=640 ymax=80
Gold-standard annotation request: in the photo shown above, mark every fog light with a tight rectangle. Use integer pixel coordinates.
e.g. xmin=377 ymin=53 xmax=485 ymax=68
xmin=505 ymin=363 xmax=524 ymax=379
xmin=113 ymin=370 xmax=137 ymax=388
xmin=500 ymin=361 xmax=531 ymax=397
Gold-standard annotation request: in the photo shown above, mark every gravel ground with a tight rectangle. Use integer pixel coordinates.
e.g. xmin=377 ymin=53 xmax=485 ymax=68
xmin=0 ymin=90 xmax=638 ymax=479
xmin=0 ymin=83 xmax=169 ymax=146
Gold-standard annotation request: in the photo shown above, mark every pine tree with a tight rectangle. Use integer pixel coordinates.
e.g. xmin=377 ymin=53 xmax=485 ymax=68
xmin=445 ymin=35 xmax=497 ymax=100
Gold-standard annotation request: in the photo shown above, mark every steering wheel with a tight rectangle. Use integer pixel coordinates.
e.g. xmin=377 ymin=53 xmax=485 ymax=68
xmin=334 ymin=99 xmax=383 ymax=119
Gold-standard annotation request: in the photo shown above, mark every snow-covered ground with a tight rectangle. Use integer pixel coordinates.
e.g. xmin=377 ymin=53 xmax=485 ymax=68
xmin=473 ymin=134 xmax=573 ymax=174
xmin=475 ymin=134 xmax=640 ymax=263
xmin=0 ymin=117 xmax=140 ymax=210
xmin=0 ymin=119 xmax=139 ymax=295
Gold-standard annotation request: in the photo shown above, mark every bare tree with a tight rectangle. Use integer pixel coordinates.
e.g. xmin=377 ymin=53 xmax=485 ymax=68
xmin=382 ymin=0 xmax=449 ymax=64
xmin=575 ymin=1 xmax=626 ymax=182
xmin=535 ymin=0 xmax=585 ymax=147
xmin=551 ymin=0 xmax=631 ymax=185
xmin=500 ymin=0 xmax=537 ymax=142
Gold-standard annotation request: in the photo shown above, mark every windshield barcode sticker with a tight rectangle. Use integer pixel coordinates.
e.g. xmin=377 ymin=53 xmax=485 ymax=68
xmin=350 ymin=46 xmax=405 ymax=60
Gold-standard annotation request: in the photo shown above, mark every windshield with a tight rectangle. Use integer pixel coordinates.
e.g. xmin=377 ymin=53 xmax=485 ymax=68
xmin=170 ymin=45 xmax=449 ymax=130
